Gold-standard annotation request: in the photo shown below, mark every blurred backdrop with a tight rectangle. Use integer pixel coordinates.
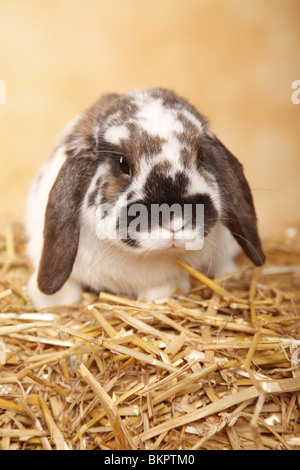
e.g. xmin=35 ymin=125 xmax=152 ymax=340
xmin=0 ymin=0 xmax=299 ymax=239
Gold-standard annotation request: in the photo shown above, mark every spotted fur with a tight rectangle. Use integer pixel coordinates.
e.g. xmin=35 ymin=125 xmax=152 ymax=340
xmin=26 ymin=88 xmax=265 ymax=309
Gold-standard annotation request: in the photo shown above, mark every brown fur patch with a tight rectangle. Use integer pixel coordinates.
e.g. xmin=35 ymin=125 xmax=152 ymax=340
xmin=101 ymin=175 xmax=131 ymax=205
xmin=38 ymin=88 xmax=265 ymax=296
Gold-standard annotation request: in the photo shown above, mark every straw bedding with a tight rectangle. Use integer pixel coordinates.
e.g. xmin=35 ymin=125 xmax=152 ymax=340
xmin=0 ymin=222 xmax=299 ymax=450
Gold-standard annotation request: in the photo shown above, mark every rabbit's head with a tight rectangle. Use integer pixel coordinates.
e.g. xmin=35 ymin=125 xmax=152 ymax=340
xmin=37 ymin=89 xmax=265 ymax=295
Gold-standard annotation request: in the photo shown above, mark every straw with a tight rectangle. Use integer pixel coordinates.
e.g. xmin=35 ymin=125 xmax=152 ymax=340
xmin=0 ymin=221 xmax=299 ymax=450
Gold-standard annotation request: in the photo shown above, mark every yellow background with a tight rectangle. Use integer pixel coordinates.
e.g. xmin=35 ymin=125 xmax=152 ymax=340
xmin=0 ymin=0 xmax=299 ymax=239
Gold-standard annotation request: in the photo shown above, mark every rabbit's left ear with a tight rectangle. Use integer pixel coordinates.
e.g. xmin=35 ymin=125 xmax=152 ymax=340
xmin=198 ymin=134 xmax=265 ymax=266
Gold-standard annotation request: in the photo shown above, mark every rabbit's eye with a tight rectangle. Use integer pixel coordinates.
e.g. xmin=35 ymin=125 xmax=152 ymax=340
xmin=119 ymin=156 xmax=130 ymax=175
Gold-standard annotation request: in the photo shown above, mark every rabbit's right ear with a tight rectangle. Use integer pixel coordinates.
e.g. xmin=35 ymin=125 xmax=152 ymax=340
xmin=37 ymin=93 xmax=121 ymax=296
xmin=37 ymin=152 xmax=98 ymax=295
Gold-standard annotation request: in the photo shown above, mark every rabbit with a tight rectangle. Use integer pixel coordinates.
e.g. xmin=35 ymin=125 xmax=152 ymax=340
xmin=26 ymin=88 xmax=265 ymax=310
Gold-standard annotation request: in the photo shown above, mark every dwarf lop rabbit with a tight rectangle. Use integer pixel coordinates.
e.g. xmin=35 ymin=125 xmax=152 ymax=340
xmin=26 ymin=88 xmax=265 ymax=309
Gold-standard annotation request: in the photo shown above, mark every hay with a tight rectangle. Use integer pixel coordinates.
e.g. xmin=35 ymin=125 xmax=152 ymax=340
xmin=0 ymin=222 xmax=299 ymax=450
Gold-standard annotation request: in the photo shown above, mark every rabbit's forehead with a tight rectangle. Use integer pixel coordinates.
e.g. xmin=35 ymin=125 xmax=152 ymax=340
xmin=99 ymin=90 xmax=221 ymax=209
xmin=102 ymin=91 xmax=205 ymax=166
xmin=134 ymin=93 xmax=204 ymax=140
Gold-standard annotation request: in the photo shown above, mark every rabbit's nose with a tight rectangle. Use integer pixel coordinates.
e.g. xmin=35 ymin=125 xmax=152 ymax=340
xmin=162 ymin=215 xmax=184 ymax=233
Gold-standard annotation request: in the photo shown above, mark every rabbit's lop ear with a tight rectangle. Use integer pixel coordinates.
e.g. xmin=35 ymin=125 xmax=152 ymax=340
xmin=199 ymin=134 xmax=265 ymax=266
xmin=37 ymin=94 xmax=120 ymax=296
xmin=38 ymin=150 xmax=97 ymax=295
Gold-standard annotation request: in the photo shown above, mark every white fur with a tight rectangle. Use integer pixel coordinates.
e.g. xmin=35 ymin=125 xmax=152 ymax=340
xmin=181 ymin=109 xmax=204 ymax=133
xmin=27 ymin=271 xmax=82 ymax=309
xmin=137 ymin=97 xmax=184 ymax=139
xmin=187 ymin=169 xmax=222 ymax=214
xmin=72 ymin=219 xmax=235 ymax=302
xmin=26 ymin=90 xmax=241 ymax=310
xmin=104 ymin=124 xmax=130 ymax=145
